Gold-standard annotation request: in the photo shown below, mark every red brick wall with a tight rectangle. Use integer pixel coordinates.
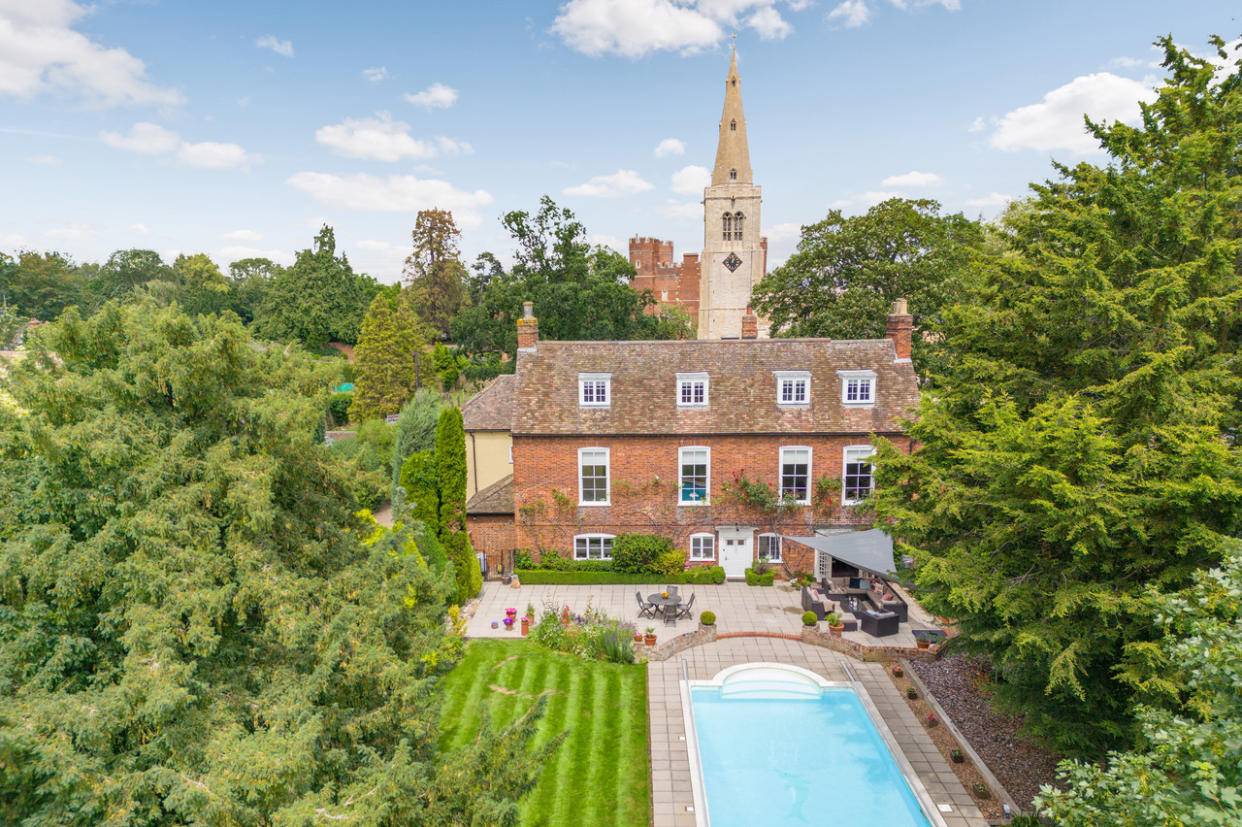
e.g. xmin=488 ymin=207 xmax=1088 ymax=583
xmin=629 ymin=237 xmax=701 ymax=321
xmin=466 ymin=514 xmax=515 ymax=574
xmin=512 ymin=433 xmax=913 ymax=565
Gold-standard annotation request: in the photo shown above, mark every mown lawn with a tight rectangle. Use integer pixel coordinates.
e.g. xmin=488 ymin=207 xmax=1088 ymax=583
xmin=438 ymin=639 xmax=650 ymax=827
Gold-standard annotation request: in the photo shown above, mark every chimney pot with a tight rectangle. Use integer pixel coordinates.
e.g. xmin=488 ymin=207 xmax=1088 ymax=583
xmin=517 ymin=301 xmax=539 ymax=350
xmin=886 ymin=297 xmax=913 ymax=361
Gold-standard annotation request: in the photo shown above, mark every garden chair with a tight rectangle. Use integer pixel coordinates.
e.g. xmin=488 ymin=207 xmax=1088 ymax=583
xmin=675 ymin=593 xmax=696 ymax=620
xmin=665 ymin=585 xmax=680 ymax=597
xmin=636 ymin=591 xmax=656 ymax=618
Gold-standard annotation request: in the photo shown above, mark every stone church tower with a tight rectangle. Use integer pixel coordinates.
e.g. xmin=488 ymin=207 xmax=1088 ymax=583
xmin=698 ymin=48 xmax=766 ymax=340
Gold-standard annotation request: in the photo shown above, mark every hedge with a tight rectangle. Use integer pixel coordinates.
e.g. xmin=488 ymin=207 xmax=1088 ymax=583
xmin=744 ymin=568 xmax=775 ymax=586
xmin=515 ymin=566 xmax=725 ymax=586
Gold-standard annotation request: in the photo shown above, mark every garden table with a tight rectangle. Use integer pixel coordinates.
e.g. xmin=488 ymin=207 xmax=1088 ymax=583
xmin=647 ymin=593 xmax=682 ymax=624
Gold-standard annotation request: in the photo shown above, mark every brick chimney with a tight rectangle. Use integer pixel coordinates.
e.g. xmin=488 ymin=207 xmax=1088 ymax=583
xmin=517 ymin=301 xmax=538 ymax=350
xmin=886 ymin=298 xmax=913 ymax=361
xmin=741 ymin=309 xmax=758 ymax=339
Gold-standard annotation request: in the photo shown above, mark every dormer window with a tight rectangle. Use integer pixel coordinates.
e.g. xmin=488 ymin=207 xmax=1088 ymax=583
xmin=677 ymin=372 xmax=708 ymax=407
xmin=774 ymin=370 xmax=810 ymax=406
xmin=578 ymin=373 xmax=611 ymax=407
xmin=838 ymin=370 xmax=876 ymax=407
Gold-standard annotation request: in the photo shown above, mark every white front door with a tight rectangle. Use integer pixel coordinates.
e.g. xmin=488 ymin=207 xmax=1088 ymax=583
xmin=718 ymin=529 xmax=754 ymax=579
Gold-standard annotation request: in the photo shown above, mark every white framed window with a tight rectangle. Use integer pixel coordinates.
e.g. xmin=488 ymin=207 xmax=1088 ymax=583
xmin=677 ymin=372 xmax=709 ymax=408
xmin=843 ymin=445 xmax=876 ymax=505
xmin=779 ymin=446 xmax=812 ymax=505
xmin=578 ymin=447 xmax=610 ymax=506
xmin=757 ymin=533 xmax=782 ymax=563
xmin=508 ymin=444 xmax=513 ymax=464
xmin=838 ymin=370 xmax=877 ymax=407
xmin=689 ymin=533 xmax=716 ymax=561
xmin=679 ymin=446 xmax=710 ymax=505
xmin=578 ymin=373 xmax=611 ymax=407
xmin=774 ymin=370 xmax=810 ymax=406
xmin=574 ymin=533 xmax=615 ymax=560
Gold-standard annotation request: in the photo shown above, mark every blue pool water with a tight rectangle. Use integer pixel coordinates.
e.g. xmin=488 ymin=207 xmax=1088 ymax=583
xmin=690 ymin=680 xmax=933 ymax=827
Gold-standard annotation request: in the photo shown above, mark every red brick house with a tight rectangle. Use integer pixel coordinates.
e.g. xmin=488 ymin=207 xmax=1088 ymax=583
xmin=480 ymin=300 xmax=919 ymax=580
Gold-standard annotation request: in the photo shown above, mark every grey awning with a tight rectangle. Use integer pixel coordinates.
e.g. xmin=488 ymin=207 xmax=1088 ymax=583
xmin=782 ymin=528 xmax=896 ymax=576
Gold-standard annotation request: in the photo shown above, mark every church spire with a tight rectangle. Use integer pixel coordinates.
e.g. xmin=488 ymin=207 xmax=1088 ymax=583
xmin=711 ymin=45 xmax=752 ymax=187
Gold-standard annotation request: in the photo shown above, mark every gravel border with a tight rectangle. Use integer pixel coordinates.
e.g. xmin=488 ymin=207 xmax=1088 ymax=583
xmin=910 ymin=655 xmax=1062 ymax=811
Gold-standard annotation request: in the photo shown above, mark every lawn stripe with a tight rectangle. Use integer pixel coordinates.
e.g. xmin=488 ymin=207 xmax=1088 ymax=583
xmin=522 ymin=655 xmax=575 ymax=825
xmin=612 ymin=666 xmax=638 ymax=827
xmin=625 ymin=665 xmax=651 ymax=826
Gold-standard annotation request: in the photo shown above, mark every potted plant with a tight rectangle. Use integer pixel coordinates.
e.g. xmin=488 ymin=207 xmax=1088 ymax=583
xmin=906 ymin=687 xmax=918 ymax=700
xmin=633 ymin=629 xmax=644 ymax=643
xmin=973 ymin=782 xmax=990 ymax=799
xmin=926 ymin=713 xmax=938 ymax=728
xmin=916 ymin=635 xmax=930 ymax=650
xmin=644 ymin=627 xmax=657 ymax=647
xmin=825 ymin=612 xmax=844 ymax=637
xmin=891 ymin=665 xmax=903 ymax=677
xmin=699 ymin=610 xmax=716 ymax=630
xmin=801 ymin=610 xmax=818 ymax=627
xmin=950 ymin=748 xmax=964 ymax=764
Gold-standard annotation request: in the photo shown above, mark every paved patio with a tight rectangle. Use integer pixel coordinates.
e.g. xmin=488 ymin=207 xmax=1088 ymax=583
xmin=465 ymin=580 xmax=942 ymax=647
xmin=647 ymin=639 xmax=989 ymax=827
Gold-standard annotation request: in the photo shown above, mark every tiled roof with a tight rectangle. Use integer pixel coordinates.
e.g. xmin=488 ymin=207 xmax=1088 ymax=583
xmin=514 ymin=338 xmax=918 ymax=435
xmin=467 ymin=473 xmax=514 ymax=515
xmin=461 ymin=374 xmax=515 ymax=431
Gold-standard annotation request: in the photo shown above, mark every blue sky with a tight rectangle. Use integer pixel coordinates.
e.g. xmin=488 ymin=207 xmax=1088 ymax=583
xmin=1 ymin=0 xmax=1238 ymax=283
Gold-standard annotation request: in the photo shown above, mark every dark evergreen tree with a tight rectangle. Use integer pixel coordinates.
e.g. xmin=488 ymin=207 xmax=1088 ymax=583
xmin=435 ymin=406 xmax=480 ymax=603
xmin=349 ymin=290 xmax=425 ymax=422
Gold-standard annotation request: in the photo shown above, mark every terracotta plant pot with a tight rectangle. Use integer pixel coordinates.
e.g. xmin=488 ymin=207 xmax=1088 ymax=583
xmin=520 ymin=617 xmax=530 ymax=636
xmin=916 ymin=638 xmax=930 ymax=650
xmin=644 ymin=634 xmax=657 ymax=647
xmin=829 ymin=624 xmax=844 ymax=638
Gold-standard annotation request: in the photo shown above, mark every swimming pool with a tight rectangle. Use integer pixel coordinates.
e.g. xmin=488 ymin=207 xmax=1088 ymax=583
xmin=683 ymin=663 xmax=942 ymax=827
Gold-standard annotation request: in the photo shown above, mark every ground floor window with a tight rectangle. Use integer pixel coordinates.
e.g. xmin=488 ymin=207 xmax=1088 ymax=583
xmin=574 ymin=534 xmax=614 ymax=560
xmin=689 ymin=532 xmax=715 ymax=561
xmin=757 ymin=533 xmax=781 ymax=563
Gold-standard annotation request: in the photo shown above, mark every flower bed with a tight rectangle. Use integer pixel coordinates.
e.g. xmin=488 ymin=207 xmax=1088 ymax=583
xmin=528 ymin=601 xmax=637 ymax=663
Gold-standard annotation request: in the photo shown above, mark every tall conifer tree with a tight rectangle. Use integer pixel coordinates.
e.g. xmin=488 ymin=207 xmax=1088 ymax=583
xmin=349 ymin=291 xmax=425 ymax=422
xmin=434 ymin=407 xmax=480 ymax=604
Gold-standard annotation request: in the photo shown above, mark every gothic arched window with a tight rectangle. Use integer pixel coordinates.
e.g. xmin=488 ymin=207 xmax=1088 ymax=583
xmin=729 ymin=168 xmax=737 ymax=181
xmin=721 ymin=212 xmax=733 ymax=241
xmin=730 ymin=119 xmax=736 ymax=131
xmin=733 ymin=211 xmax=744 ymax=240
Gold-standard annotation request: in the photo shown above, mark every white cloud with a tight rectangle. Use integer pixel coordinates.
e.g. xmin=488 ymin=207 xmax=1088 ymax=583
xmin=662 ymin=199 xmax=701 ymax=219
xmin=176 ymin=141 xmax=256 ymax=169
xmin=967 ymin=115 xmax=986 ymax=133
xmin=826 ymin=0 xmax=868 ymax=27
xmin=670 ymin=164 xmax=711 ymax=195
xmin=1108 ymin=56 xmax=1147 ymax=70
xmin=861 ymin=190 xmax=903 ymax=205
xmin=237 ymin=96 xmax=251 ymax=108
xmin=100 ymin=122 xmax=257 ymax=168
xmin=26 ymin=154 xmax=60 ymax=166
xmin=0 ymin=232 xmax=29 ymax=249
xmin=435 ymin=136 xmax=473 ymax=155
xmin=255 ymin=35 xmax=294 ymax=58
xmin=316 ymin=114 xmax=438 ymax=161
xmin=564 ymin=169 xmax=654 ymax=198
xmin=44 ymin=222 xmax=97 ymax=241
xmin=130 ymin=223 xmax=152 ymax=234
xmin=964 ymin=192 xmax=1012 ymax=208
xmin=100 ymin=122 xmax=181 ymax=154
xmin=314 ymin=114 xmax=473 ymax=162
xmin=586 ymin=233 xmax=623 ymax=252
xmin=362 ymin=66 xmax=388 ymax=82
xmin=551 ymin=0 xmax=792 ymax=58
xmin=286 ymin=172 xmax=495 ymax=227
xmin=989 ymin=72 xmax=1155 ymax=154
xmin=222 ymin=229 xmax=262 ymax=242
xmin=764 ymin=222 xmax=802 ymax=242
xmin=654 ymin=137 xmax=686 ymax=157
xmin=404 ymin=82 xmax=458 ymax=109
xmin=0 ymin=0 xmax=183 ymax=106
xmin=880 ymin=170 xmax=942 ymax=187
xmin=747 ymin=6 xmax=792 ymax=38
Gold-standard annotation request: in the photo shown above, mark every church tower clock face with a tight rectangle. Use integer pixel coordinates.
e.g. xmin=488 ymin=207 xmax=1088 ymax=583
xmin=722 ymin=252 xmax=742 ymax=272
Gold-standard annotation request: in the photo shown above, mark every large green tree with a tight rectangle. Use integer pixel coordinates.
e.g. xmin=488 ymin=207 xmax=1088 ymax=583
xmin=253 ymin=225 xmax=379 ymax=349
xmin=0 ymin=251 xmax=87 ymax=321
xmin=0 ymin=301 xmax=550 ymax=823
xmin=91 ymin=248 xmax=170 ymax=304
xmin=450 ymin=196 xmax=692 ymax=356
xmin=1035 ymin=544 xmax=1242 ymax=826
xmin=751 ymin=198 xmax=982 ymax=375
xmin=404 ymin=208 xmax=469 ymax=338
xmin=349 ymin=290 xmax=427 ymax=422
xmin=872 ymin=36 xmax=1242 ymax=756
xmin=225 ymin=256 xmax=281 ymax=324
